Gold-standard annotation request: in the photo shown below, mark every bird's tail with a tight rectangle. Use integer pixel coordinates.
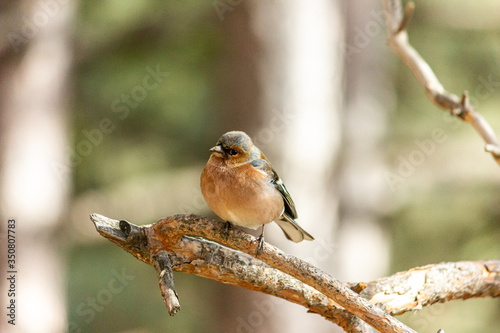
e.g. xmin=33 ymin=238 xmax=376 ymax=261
xmin=275 ymin=214 xmax=314 ymax=243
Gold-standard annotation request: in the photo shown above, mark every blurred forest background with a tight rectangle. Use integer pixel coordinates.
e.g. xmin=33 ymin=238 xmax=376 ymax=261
xmin=1 ymin=0 xmax=499 ymax=332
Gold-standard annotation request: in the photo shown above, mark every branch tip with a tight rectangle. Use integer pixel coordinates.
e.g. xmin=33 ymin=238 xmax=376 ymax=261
xmin=153 ymin=251 xmax=181 ymax=316
xmin=352 ymin=282 xmax=368 ymax=294
xmin=396 ymin=1 xmax=415 ymax=33
xmin=383 ymin=0 xmax=500 ymax=166
xmin=485 ymin=144 xmax=500 ymax=157
xmin=460 ymin=91 xmax=470 ymax=108
xmin=160 ymin=270 xmax=181 ymax=316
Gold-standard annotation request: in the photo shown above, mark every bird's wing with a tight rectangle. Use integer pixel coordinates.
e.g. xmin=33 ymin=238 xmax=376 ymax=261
xmin=250 ymin=159 xmax=298 ymax=219
xmin=250 ymin=158 xmax=314 ymax=243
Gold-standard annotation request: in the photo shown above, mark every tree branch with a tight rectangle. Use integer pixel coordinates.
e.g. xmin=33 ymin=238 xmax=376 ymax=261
xmin=152 ymin=250 xmax=181 ymax=316
xmin=383 ymin=0 xmax=500 ymax=165
xmin=91 ymin=214 xmax=358 ymax=329
xmin=361 ymin=260 xmax=500 ymax=315
xmin=91 ymin=213 xmax=500 ymax=332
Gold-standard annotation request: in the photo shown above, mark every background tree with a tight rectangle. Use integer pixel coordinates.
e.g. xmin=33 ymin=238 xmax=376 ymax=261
xmin=0 ymin=1 xmax=73 ymax=332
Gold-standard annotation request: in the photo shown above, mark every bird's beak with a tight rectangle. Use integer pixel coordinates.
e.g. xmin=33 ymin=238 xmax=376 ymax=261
xmin=209 ymin=145 xmax=224 ymax=156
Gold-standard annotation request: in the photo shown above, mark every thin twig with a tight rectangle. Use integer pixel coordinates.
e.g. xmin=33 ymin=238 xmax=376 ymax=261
xmin=153 ymin=251 xmax=181 ymax=316
xmin=396 ymin=1 xmax=414 ymax=33
xmin=383 ymin=0 xmax=500 ymax=165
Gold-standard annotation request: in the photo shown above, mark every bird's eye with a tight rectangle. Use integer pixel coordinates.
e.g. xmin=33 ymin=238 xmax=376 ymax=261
xmin=228 ymin=149 xmax=239 ymax=156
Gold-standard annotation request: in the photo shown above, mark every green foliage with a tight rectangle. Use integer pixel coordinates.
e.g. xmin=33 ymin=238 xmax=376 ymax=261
xmin=72 ymin=0 xmax=223 ymax=193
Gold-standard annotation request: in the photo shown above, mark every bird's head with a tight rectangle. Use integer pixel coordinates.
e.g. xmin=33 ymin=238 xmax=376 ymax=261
xmin=209 ymin=131 xmax=254 ymax=166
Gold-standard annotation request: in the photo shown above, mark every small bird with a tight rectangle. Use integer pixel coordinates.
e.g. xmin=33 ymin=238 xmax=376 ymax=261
xmin=200 ymin=131 xmax=314 ymax=253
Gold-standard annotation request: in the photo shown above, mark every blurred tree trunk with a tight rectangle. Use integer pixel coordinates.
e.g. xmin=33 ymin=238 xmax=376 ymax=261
xmin=208 ymin=2 xmax=265 ymax=331
xmin=0 ymin=1 xmax=74 ymax=332
xmin=244 ymin=1 xmax=344 ymax=332
xmin=336 ymin=0 xmax=392 ymax=283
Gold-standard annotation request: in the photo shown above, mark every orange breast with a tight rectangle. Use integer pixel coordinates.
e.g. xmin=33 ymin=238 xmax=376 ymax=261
xmin=200 ymin=158 xmax=284 ymax=229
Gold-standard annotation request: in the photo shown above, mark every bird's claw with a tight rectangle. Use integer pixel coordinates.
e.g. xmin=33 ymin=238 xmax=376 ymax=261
xmin=255 ymin=234 xmax=265 ymax=256
xmin=223 ymin=221 xmax=232 ymax=240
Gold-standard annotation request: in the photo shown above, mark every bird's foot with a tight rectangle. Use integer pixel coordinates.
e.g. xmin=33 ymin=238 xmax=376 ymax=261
xmin=255 ymin=234 xmax=265 ymax=256
xmin=223 ymin=221 xmax=232 ymax=240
